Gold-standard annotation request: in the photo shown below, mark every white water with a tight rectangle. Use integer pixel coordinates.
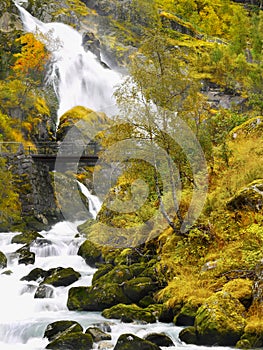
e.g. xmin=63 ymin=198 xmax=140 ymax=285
xmin=77 ymin=181 xmax=102 ymax=219
xmin=15 ymin=3 xmax=122 ymax=121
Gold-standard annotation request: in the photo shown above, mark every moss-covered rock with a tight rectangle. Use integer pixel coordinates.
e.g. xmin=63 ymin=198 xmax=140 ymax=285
xmin=174 ymin=301 xmax=199 ymax=326
xmin=226 ymin=179 xmax=263 ymax=212
xmin=67 ymin=283 xmax=131 ymax=311
xmin=85 ymin=326 xmax=111 ymax=342
xmin=179 ymin=326 xmax=198 ymax=344
xmin=113 ymin=333 xmax=161 ymax=350
xmin=194 ymin=291 xmax=246 ymax=346
xmin=222 ymin=279 xmax=253 ymax=308
xmin=20 ymin=267 xmax=47 ymax=282
xmin=16 ymin=245 xmax=35 ymax=265
xmin=92 ymin=264 xmax=113 ymax=283
xmin=77 ymin=239 xmax=102 ymax=267
xmin=102 ymin=303 xmax=156 ymax=323
xmin=42 ymin=267 xmax=81 ymax=287
xmin=44 ymin=320 xmax=83 ymax=341
xmin=236 ymin=316 xmax=263 ymax=349
xmin=45 ymin=332 xmax=93 ymax=350
xmin=93 ymin=265 xmax=133 ymax=286
xmin=34 ymin=284 xmax=54 ymax=298
xmin=144 ymin=333 xmax=174 ymax=347
xmin=123 ymin=277 xmax=158 ymax=302
xmin=0 ymin=251 xmax=7 ymax=269
xmin=11 ymin=231 xmax=43 ymax=245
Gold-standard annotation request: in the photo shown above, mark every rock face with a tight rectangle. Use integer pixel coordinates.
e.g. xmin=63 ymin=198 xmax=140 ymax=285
xmin=113 ymin=333 xmax=161 ymax=350
xmin=180 ymin=291 xmax=247 ymax=346
xmin=227 ymin=179 xmax=263 ymax=212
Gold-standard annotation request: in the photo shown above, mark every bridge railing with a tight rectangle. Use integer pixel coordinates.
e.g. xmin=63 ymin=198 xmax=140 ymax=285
xmin=0 ymin=141 xmax=102 ymax=156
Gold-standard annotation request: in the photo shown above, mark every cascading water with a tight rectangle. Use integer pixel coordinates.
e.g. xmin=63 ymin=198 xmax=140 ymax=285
xmin=15 ymin=2 xmax=122 ymax=122
xmin=0 ymin=4 xmax=236 ymax=350
xmin=77 ymin=181 xmax=102 ymax=219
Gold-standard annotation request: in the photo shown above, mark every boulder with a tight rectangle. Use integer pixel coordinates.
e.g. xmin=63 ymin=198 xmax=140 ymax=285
xmin=236 ymin=318 xmax=263 ymax=349
xmin=144 ymin=333 xmax=174 ymax=347
xmin=77 ymin=239 xmax=102 ymax=267
xmin=21 ymin=267 xmax=47 ymax=282
xmin=113 ymin=333 xmax=161 ymax=350
xmin=174 ymin=302 xmax=199 ymax=326
xmin=194 ymin=291 xmax=246 ymax=346
xmin=16 ymin=245 xmax=35 ymax=265
xmin=93 ymin=265 xmax=133 ymax=286
xmin=226 ymin=179 xmax=263 ymax=212
xmin=123 ymin=277 xmax=158 ymax=302
xmin=222 ymin=278 xmax=253 ymax=308
xmin=67 ymin=283 xmax=131 ymax=311
xmin=0 ymin=251 xmax=7 ymax=269
xmin=179 ymin=326 xmax=198 ymax=344
xmin=46 ymin=332 xmax=93 ymax=350
xmin=157 ymin=306 xmax=174 ymax=323
xmin=92 ymin=264 xmax=113 ymax=283
xmin=44 ymin=320 xmax=83 ymax=341
xmin=34 ymin=284 xmax=54 ymax=299
xmin=85 ymin=326 xmax=111 ymax=342
xmin=11 ymin=231 xmax=43 ymax=245
xmin=42 ymin=267 xmax=81 ymax=287
xmin=102 ymin=303 xmax=156 ymax=323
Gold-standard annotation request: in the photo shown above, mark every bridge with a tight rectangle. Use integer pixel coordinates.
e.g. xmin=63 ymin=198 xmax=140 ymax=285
xmin=0 ymin=141 xmax=101 ymax=170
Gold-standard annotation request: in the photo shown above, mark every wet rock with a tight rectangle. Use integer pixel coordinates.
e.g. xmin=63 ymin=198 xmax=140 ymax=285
xmin=16 ymin=245 xmax=35 ymax=265
xmin=113 ymin=333 xmax=161 ymax=350
xmin=144 ymin=333 xmax=174 ymax=347
xmin=77 ymin=239 xmax=102 ymax=267
xmin=158 ymin=306 xmax=174 ymax=323
xmin=93 ymin=265 xmax=133 ymax=286
xmin=179 ymin=326 xmax=198 ymax=344
xmin=44 ymin=320 xmax=83 ymax=341
xmin=174 ymin=302 xmax=199 ymax=326
xmin=98 ymin=341 xmax=113 ymax=349
xmin=45 ymin=331 xmax=93 ymax=350
xmin=42 ymin=267 xmax=81 ymax=287
xmin=194 ymin=291 xmax=246 ymax=346
xmin=0 ymin=251 xmax=7 ymax=269
xmin=67 ymin=283 xmax=131 ymax=311
xmin=85 ymin=326 xmax=111 ymax=342
xmin=102 ymin=303 xmax=156 ymax=323
xmin=20 ymin=267 xmax=47 ymax=282
xmin=92 ymin=322 xmax=114 ymax=333
xmin=92 ymin=264 xmax=113 ymax=284
xmin=34 ymin=284 xmax=54 ymax=298
xmin=123 ymin=277 xmax=158 ymax=303
xmin=11 ymin=231 xmax=43 ymax=245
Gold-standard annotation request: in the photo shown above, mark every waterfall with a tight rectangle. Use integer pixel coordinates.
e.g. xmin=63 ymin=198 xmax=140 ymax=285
xmin=77 ymin=181 xmax=102 ymax=219
xmin=15 ymin=2 xmax=122 ymax=122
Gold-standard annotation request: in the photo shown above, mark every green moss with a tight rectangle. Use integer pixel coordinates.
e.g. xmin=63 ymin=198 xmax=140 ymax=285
xmin=102 ymin=303 xmax=156 ymax=323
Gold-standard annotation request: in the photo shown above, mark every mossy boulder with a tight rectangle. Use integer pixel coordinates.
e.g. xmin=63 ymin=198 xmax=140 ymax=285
xmin=93 ymin=265 xmax=133 ymax=286
xmin=11 ymin=231 xmax=43 ymax=245
xmin=92 ymin=264 xmax=113 ymax=283
xmin=77 ymin=239 xmax=102 ymax=267
xmin=44 ymin=320 xmax=83 ymax=341
xmin=113 ymin=333 xmax=161 ymax=350
xmin=222 ymin=279 xmax=253 ymax=308
xmin=85 ymin=326 xmax=111 ymax=342
xmin=158 ymin=306 xmax=174 ymax=323
xmin=0 ymin=251 xmax=7 ymax=269
xmin=102 ymin=303 xmax=156 ymax=323
xmin=226 ymin=179 xmax=263 ymax=212
xmin=45 ymin=332 xmax=93 ymax=350
xmin=67 ymin=283 xmax=131 ymax=311
xmin=194 ymin=291 xmax=246 ymax=346
xmin=16 ymin=245 xmax=35 ymax=265
xmin=123 ymin=277 xmax=157 ymax=302
xmin=179 ymin=326 xmax=198 ymax=344
xmin=21 ymin=267 xmax=47 ymax=282
xmin=144 ymin=333 xmax=174 ymax=347
xmin=174 ymin=301 xmax=199 ymax=326
xmin=42 ymin=267 xmax=81 ymax=287
xmin=236 ymin=317 xmax=263 ymax=349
